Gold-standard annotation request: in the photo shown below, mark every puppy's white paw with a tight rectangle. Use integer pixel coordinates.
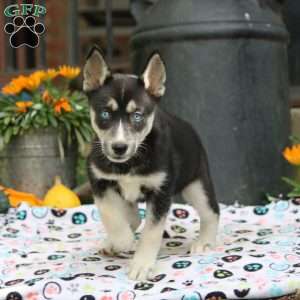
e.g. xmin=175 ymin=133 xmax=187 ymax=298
xmin=128 ymin=257 xmax=155 ymax=281
xmin=190 ymin=239 xmax=216 ymax=254
xmin=100 ymin=233 xmax=135 ymax=255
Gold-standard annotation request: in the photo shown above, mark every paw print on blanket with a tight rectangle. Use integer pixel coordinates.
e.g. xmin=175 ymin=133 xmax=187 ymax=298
xmin=172 ymin=260 xmax=192 ymax=269
xmin=4 ymin=16 xmax=45 ymax=48
xmin=16 ymin=210 xmax=26 ymax=220
xmin=5 ymin=291 xmax=23 ymax=300
xmin=253 ymin=206 xmax=269 ymax=215
xmin=243 ymin=263 xmax=263 ymax=272
xmin=72 ymin=212 xmax=87 ymax=224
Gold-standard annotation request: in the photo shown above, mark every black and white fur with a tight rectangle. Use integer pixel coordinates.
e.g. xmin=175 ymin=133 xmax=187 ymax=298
xmin=83 ymin=46 xmax=219 ymax=281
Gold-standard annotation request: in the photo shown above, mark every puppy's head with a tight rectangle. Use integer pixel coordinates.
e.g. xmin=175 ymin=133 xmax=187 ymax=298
xmin=83 ymin=46 xmax=166 ymax=163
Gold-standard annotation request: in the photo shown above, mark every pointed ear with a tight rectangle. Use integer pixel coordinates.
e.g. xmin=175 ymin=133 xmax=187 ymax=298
xmin=142 ymin=53 xmax=166 ymax=98
xmin=83 ymin=46 xmax=111 ymax=92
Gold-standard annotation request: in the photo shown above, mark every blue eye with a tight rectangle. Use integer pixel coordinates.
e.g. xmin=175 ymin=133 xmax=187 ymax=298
xmin=100 ymin=111 xmax=110 ymax=120
xmin=132 ymin=112 xmax=144 ymax=123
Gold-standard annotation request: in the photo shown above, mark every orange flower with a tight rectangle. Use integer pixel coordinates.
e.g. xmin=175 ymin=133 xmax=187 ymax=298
xmin=2 ymin=75 xmax=28 ymax=95
xmin=15 ymin=101 xmax=33 ymax=113
xmin=54 ymin=97 xmax=72 ymax=113
xmin=25 ymin=73 xmax=42 ymax=91
xmin=283 ymin=144 xmax=300 ymax=166
xmin=58 ymin=65 xmax=80 ymax=79
xmin=42 ymin=90 xmax=53 ymax=103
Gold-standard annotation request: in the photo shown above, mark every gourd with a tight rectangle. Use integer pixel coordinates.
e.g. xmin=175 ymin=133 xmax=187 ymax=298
xmin=43 ymin=176 xmax=81 ymax=208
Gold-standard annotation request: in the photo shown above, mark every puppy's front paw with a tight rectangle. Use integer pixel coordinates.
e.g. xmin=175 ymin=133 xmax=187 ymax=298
xmin=190 ymin=239 xmax=216 ymax=254
xmin=128 ymin=257 xmax=155 ymax=281
xmin=100 ymin=233 xmax=135 ymax=255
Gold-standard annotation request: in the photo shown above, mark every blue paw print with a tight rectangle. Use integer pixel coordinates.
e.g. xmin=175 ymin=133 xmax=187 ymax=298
xmin=72 ymin=212 xmax=87 ymax=224
xmin=270 ymin=285 xmax=283 ymax=297
xmin=16 ymin=210 xmax=27 ymax=220
xmin=274 ymin=200 xmax=289 ymax=211
xmin=244 ymin=263 xmax=263 ymax=272
xmin=253 ymin=206 xmax=269 ymax=215
xmin=32 ymin=207 xmax=48 ymax=218
xmin=91 ymin=208 xmax=100 ymax=221
xmin=269 ymin=262 xmax=290 ymax=272
xmin=182 ymin=292 xmax=202 ymax=300
xmin=172 ymin=260 xmax=192 ymax=269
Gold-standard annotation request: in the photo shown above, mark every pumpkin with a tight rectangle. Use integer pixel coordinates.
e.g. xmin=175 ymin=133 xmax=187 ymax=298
xmin=43 ymin=176 xmax=81 ymax=208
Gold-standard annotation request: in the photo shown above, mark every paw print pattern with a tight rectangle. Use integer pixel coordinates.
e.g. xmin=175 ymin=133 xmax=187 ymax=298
xmin=134 ymin=282 xmax=154 ymax=291
xmin=173 ymin=208 xmax=189 ymax=219
xmin=213 ymin=269 xmax=233 ymax=279
xmin=4 ymin=16 xmax=45 ymax=48
xmin=72 ymin=212 xmax=87 ymax=224
xmin=16 ymin=210 xmax=27 ymax=220
xmin=5 ymin=291 xmax=23 ymax=300
xmin=172 ymin=260 xmax=192 ymax=269
xmin=51 ymin=209 xmax=67 ymax=217
xmin=243 ymin=263 xmax=263 ymax=272
xmin=253 ymin=206 xmax=269 ymax=215
xmin=205 ymin=291 xmax=227 ymax=300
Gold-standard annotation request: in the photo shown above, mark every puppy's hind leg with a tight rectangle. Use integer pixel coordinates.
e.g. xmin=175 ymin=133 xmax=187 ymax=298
xmin=182 ymin=179 xmax=219 ymax=254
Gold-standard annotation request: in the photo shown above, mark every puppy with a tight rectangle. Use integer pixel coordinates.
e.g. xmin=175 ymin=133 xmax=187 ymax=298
xmin=83 ymin=46 xmax=219 ymax=281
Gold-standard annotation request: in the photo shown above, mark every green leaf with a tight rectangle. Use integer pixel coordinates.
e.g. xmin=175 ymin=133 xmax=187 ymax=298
xmin=4 ymin=127 xmax=13 ymax=144
xmin=74 ymin=129 xmax=85 ymax=154
xmin=282 ymin=177 xmax=300 ymax=188
xmin=48 ymin=114 xmax=58 ymax=128
xmin=12 ymin=126 xmax=19 ymax=135
xmin=32 ymin=103 xmax=43 ymax=110
xmin=3 ymin=117 xmax=11 ymax=125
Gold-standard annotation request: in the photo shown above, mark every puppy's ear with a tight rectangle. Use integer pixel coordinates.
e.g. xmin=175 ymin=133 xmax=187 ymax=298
xmin=83 ymin=46 xmax=111 ymax=92
xmin=142 ymin=52 xmax=166 ymax=98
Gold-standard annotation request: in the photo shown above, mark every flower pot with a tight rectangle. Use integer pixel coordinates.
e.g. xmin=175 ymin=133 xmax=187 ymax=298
xmin=0 ymin=127 xmax=77 ymax=198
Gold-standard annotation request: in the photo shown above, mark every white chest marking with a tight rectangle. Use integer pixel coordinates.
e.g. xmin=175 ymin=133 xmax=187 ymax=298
xmin=91 ymin=164 xmax=167 ymax=202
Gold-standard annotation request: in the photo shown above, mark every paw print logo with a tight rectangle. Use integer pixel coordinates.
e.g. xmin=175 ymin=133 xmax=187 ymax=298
xmin=4 ymin=16 xmax=45 ymax=48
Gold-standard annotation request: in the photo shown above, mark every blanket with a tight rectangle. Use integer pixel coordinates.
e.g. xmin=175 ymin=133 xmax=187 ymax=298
xmin=1 ymin=199 xmax=300 ymax=300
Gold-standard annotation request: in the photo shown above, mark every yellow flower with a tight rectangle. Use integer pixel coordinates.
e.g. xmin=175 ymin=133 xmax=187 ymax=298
xmin=54 ymin=97 xmax=72 ymax=113
xmin=31 ymin=70 xmax=46 ymax=81
xmin=58 ymin=65 xmax=80 ymax=79
xmin=45 ymin=68 xmax=58 ymax=80
xmin=283 ymin=144 xmax=300 ymax=166
xmin=16 ymin=101 xmax=33 ymax=113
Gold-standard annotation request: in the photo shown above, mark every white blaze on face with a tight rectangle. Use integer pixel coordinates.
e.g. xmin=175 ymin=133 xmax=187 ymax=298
xmin=114 ymin=120 xmax=126 ymax=144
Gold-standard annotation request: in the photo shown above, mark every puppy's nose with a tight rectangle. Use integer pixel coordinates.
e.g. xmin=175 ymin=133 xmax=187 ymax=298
xmin=112 ymin=143 xmax=128 ymax=155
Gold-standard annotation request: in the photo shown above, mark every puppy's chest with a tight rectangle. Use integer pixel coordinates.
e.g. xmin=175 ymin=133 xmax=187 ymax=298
xmin=116 ymin=173 xmax=165 ymax=202
xmin=91 ymin=164 xmax=166 ymax=202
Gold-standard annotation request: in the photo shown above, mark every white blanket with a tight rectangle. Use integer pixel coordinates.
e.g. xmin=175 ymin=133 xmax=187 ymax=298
xmin=1 ymin=199 xmax=300 ymax=300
